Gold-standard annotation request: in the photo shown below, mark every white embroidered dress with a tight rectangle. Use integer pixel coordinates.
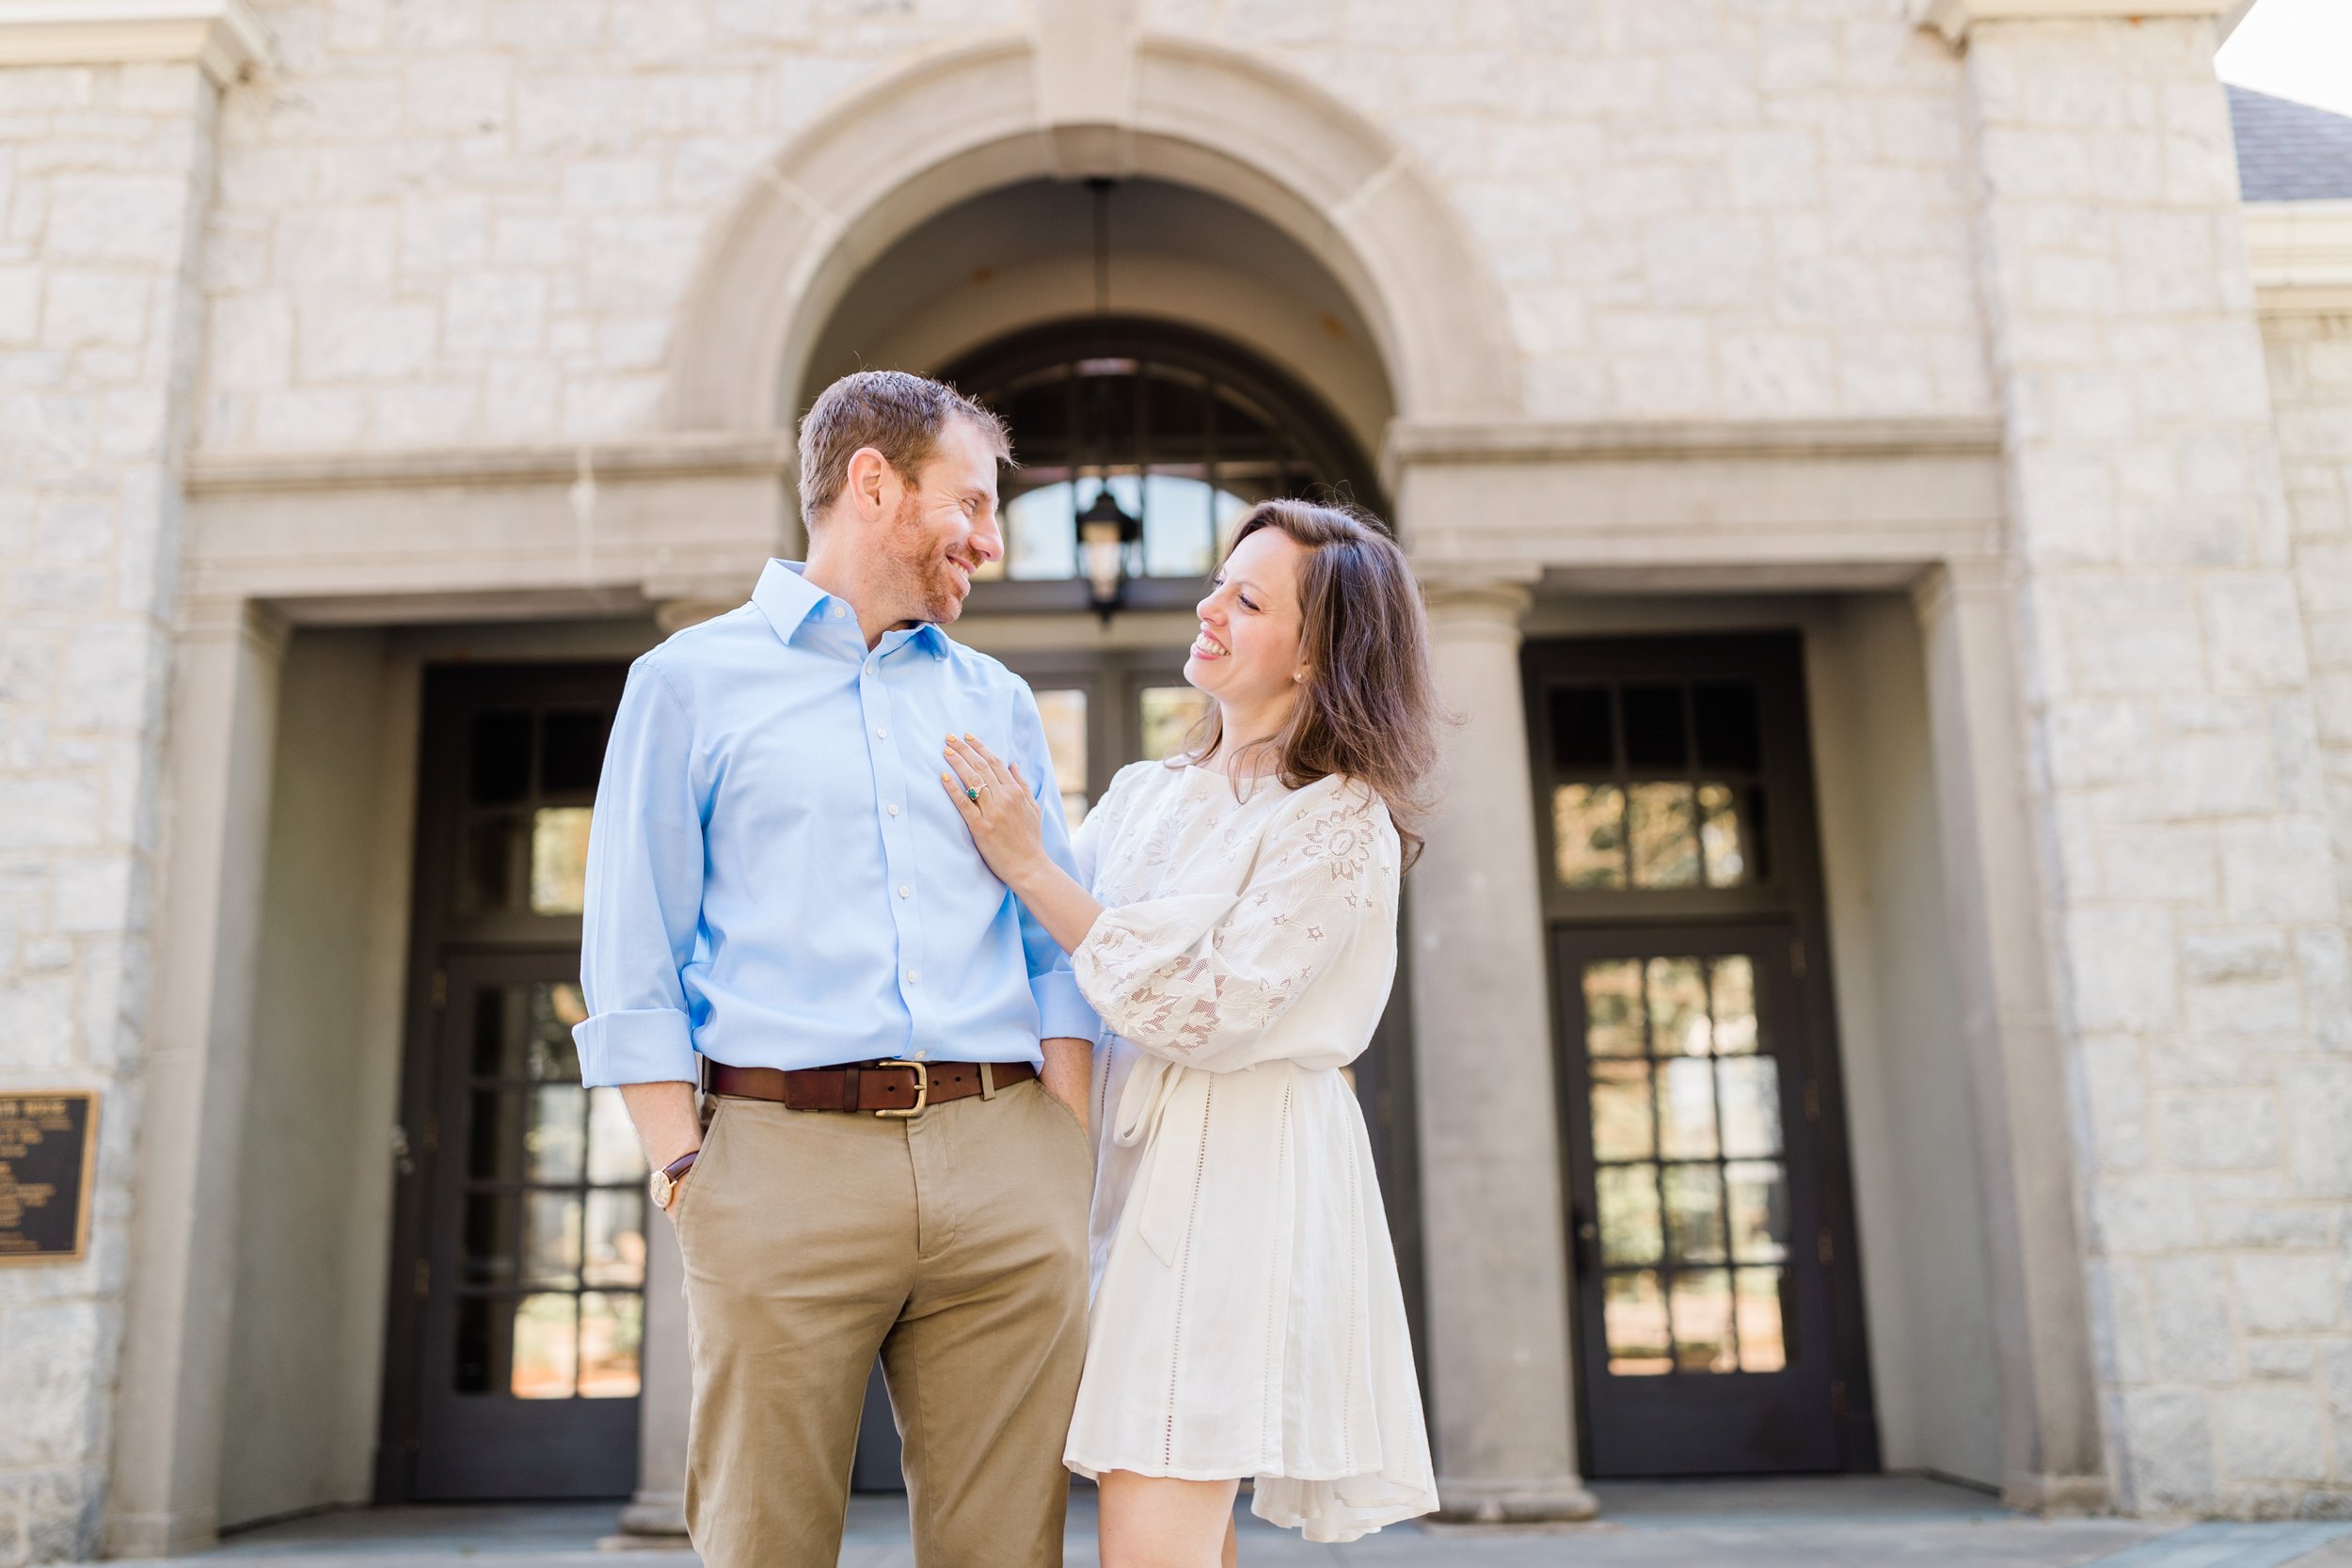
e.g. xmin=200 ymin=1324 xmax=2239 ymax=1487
xmin=1060 ymin=760 xmax=1438 ymax=1543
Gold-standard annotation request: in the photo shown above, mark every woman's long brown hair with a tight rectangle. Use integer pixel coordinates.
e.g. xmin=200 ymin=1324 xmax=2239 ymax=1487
xmin=1182 ymin=499 xmax=1443 ymax=868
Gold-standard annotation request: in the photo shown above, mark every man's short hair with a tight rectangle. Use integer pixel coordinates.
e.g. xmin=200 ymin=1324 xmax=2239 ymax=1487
xmin=796 ymin=370 xmax=1011 ymax=528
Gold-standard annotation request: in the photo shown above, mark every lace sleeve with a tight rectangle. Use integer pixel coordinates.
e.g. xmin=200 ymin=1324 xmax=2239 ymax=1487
xmin=1071 ymin=782 xmax=1398 ymax=1070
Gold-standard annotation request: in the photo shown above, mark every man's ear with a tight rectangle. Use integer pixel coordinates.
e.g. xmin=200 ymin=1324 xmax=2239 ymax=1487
xmin=842 ymin=445 xmax=893 ymax=523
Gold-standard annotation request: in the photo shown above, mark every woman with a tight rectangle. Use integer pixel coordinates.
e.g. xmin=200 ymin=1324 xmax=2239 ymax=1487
xmin=938 ymin=499 xmax=1442 ymax=1566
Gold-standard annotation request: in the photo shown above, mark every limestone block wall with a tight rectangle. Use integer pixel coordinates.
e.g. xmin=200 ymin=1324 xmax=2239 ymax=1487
xmin=0 ymin=60 xmax=218 ymax=1568
xmin=1141 ymin=0 xmax=1994 ymax=420
xmin=2265 ymin=312 xmax=2352 ymax=912
xmin=1959 ymin=17 xmax=2352 ymax=1517
xmin=196 ymin=0 xmax=1025 ymax=453
xmin=194 ymin=0 xmax=1996 ymax=457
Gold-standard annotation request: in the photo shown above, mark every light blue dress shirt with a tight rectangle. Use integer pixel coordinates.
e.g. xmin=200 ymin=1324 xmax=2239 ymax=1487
xmin=573 ymin=560 xmax=1098 ymax=1088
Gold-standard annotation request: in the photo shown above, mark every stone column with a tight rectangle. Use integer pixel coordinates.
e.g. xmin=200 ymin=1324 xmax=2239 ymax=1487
xmin=1915 ymin=561 xmax=2106 ymax=1512
xmin=1405 ymin=576 xmax=1597 ymax=1523
xmin=106 ymin=598 xmax=289 ymax=1556
xmin=1931 ymin=0 xmax=2352 ymax=1516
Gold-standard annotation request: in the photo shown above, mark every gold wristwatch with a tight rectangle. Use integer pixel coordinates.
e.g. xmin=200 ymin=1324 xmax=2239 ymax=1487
xmin=649 ymin=1148 xmax=699 ymax=1212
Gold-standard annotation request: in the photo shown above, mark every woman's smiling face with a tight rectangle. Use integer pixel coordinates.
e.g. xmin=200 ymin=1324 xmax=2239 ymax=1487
xmin=1186 ymin=525 xmax=1309 ymax=714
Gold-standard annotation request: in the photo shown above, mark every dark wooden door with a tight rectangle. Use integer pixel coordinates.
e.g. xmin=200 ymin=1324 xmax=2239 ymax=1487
xmin=1524 ymin=636 xmax=1876 ymax=1478
xmin=416 ymin=951 xmax=644 ymax=1497
xmin=380 ymin=666 xmax=644 ymax=1502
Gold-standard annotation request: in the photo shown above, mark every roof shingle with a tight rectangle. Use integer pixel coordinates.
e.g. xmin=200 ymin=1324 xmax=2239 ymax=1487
xmin=2230 ymin=84 xmax=2352 ymax=202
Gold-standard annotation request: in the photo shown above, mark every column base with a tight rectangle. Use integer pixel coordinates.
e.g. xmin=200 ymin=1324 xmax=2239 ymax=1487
xmin=103 ymin=1505 xmax=219 ymax=1560
xmin=2002 ymin=1470 xmax=2109 ymax=1515
xmin=596 ymin=1496 xmax=689 ymax=1551
xmin=1434 ymin=1476 xmax=1602 ymax=1524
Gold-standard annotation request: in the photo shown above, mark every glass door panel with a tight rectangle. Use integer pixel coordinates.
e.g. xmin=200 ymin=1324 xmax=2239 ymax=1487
xmin=417 ymin=953 xmax=644 ymax=1499
xmin=1556 ymin=927 xmax=1836 ymax=1474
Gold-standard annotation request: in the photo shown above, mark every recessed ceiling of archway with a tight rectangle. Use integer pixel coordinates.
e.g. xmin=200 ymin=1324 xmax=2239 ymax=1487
xmin=800 ymin=178 xmax=1396 ymax=461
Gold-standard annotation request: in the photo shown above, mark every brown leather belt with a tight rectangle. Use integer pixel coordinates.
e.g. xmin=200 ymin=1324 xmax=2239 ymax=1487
xmin=705 ymin=1058 xmax=1036 ymax=1117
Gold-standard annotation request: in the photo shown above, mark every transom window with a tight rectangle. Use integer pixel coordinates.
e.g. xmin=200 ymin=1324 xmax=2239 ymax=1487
xmin=940 ymin=320 xmax=1378 ymax=598
xmin=1547 ymin=679 xmax=1770 ymax=894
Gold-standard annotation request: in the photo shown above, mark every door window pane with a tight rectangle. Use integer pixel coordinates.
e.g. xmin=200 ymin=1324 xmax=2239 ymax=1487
xmin=1621 ymin=684 xmax=1689 ymax=769
xmin=1549 ymin=687 xmax=1615 ymax=769
xmin=1717 ymin=1057 xmax=1783 ymax=1159
xmin=1662 ymin=1164 xmax=1728 ymax=1264
xmin=1596 ymin=1164 xmax=1662 ymax=1266
xmin=1589 ymin=1060 xmax=1655 ymax=1162
xmin=1646 ymin=958 xmax=1710 ymax=1055
xmin=469 ymin=711 xmax=532 ymax=804
xmin=582 ymin=1190 xmax=645 ymax=1289
xmin=521 ymin=1192 xmax=581 ymax=1289
xmin=1139 ymin=685 xmax=1211 ymax=763
xmin=529 ymin=984 xmax=585 ymax=1079
xmin=522 ymin=1087 xmax=585 ymax=1182
xmin=1628 ymin=784 xmax=1702 ymax=888
xmin=463 ymin=816 xmax=526 ymax=911
xmin=1710 ymin=957 xmax=1758 ymax=1054
xmin=462 ymin=1195 xmax=516 ymax=1285
xmin=539 ymin=709 xmax=609 ymax=797
xmin=1692 ymin=681 xmax=1762 ymax=770
xmin=1657 ymin=1059 xmax=1720 ymax=1160
xmin=530 ymin=807 xmax=594 ymax=914
xmin=1669 ymin=1269 xmax=1736 ymax=1372
xmin=1697 ymin=783 xmax=1747 ymax=886
xmin=1582 ymin=960 xmax=1646 ymax=1056
xmin=1555 ymin=784 xmax=1627 ymax=889
xmin=1737 ymin=1268 xmax=1790 ymax=1372
xmin=1604 ymin=1271 xmax=1671 ymax=1376
xmin=578 ymin=1292 xmax=644 ymax=1398
xmin=511 ymin=1293 xmax=579 ymax=1399
xmin=1725 ymin=1160 xmax=1789 ymax=1263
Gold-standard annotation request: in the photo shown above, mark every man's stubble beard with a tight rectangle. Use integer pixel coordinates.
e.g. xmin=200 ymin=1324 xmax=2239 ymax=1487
xmin=882 ymin=489 xmax=970 ymax=626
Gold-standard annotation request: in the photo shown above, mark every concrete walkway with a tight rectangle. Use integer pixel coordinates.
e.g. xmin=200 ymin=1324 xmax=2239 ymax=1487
xmin=120 ymin=1479 xmax=2352 ymax=1568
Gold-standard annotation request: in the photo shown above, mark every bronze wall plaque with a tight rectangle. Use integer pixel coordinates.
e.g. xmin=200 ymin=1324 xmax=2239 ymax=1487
xmin=0 ymin=1091 xmax=98 ymax=1264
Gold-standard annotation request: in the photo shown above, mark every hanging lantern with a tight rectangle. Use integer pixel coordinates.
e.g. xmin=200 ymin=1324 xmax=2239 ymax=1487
xmin=1077 ymin=485 xmax=1141 ymax=621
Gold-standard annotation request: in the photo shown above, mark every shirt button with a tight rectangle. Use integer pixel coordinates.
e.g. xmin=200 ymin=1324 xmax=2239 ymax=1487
xmin=886 ymin=804 xmax=899 ymax=817
xmin=915 ymin=1050 xmax=928 ymax=1060
xmin=831 ymin=605 xmax=846 ymax=620
xmin=898 ymin=885 xmax=911 ymax=899
xmin=905 ymin=969 xmax=919 ymax=985
xmin=875 ymin=726 xmax=888 ymax=739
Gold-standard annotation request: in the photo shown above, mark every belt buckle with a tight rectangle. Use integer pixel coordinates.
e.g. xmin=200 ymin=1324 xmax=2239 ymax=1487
xmin=874 ymin=1059 xmax=928 ymax=1118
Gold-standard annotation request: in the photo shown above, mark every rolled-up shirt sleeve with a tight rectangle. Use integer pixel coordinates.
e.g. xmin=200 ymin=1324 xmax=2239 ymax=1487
xmin=574 ymin=657 xmax=706 ymax=1087
xmin=1010 ymin=685 xmax=1102 ymax=1043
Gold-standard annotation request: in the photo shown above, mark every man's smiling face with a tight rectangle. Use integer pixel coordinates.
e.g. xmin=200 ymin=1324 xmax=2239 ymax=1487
xmin=875 ymin=413 xmax=1005 ymax=626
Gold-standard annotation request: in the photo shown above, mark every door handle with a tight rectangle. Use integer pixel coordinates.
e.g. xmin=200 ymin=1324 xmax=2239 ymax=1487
xmin=1570 ymin=1202 xmax=1598 ymax=1276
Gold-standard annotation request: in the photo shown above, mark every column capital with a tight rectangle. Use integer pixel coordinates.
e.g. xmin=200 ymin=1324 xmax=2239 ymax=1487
xmin=1419 ymin=568 xmax=1537 ymax=634
xmin=0 ymin=1 xmax=271 ymax=87
xmin=1906 ymin=0 xmax=2232 ymax=46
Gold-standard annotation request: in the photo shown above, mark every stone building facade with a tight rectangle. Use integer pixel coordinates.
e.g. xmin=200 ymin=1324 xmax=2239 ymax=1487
xmin=2 ymin=0 xmax=2350 ymax=1560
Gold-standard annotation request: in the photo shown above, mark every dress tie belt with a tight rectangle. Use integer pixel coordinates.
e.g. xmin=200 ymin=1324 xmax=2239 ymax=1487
xmin=1112 ymin=1052 xmax=1213 ymax=1266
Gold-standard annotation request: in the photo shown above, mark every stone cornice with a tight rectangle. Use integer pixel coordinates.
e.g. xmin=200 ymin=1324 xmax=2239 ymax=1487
xmin=2246 ymin=200 xmax=2352 ymax=314
xmin=1906 ymin=0 xmax=2233 ymax=46
xmin=183 ymin=433 xmax=796 ymax=495
xmin=1384 ymin=415 xmax=2003 ymax=483
xmin=0 ymin=0 xmax=268 ymax=87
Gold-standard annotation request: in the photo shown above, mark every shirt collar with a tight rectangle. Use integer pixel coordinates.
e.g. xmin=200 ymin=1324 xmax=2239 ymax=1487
xmin=750 ymin=560 xmax=950 ymax=658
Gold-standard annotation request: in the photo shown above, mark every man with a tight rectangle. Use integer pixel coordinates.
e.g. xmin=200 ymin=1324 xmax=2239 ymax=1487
xmin=574 ymin=371 xmax=1098 ymax=1568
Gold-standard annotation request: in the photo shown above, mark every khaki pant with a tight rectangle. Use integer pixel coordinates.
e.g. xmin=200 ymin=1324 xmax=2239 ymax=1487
xmin=675 ymin=1072 xmax=1093 ymax=1568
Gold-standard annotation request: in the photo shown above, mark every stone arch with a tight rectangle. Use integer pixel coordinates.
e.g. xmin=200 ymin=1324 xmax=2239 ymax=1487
xmin=663 ymin=30 xmax=1520 ymax=434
